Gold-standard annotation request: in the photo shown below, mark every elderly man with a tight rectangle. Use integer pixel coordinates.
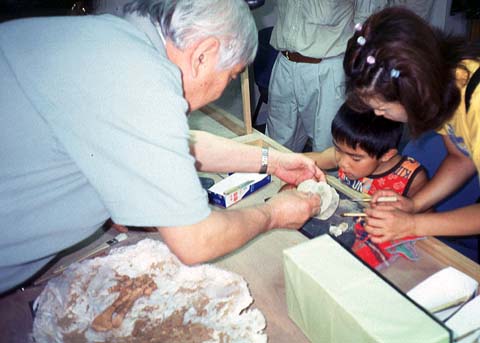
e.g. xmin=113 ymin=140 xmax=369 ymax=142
xmin=0 ymin=0 xmax=323 ymax=293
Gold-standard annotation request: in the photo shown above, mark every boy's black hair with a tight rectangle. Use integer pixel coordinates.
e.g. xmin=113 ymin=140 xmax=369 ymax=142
xmin=331 ymin=103 xmax=404 ymax=159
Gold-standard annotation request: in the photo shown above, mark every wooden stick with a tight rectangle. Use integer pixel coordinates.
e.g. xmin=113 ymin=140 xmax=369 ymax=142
xmin=352 ymin=196 xmax=398 ymax=203
xmin=441 ymin=296 xmax=473 ymax=323
xmin=240 ymin=69 xmax=253 ymax=134
xmin=432 ymin=294 xmax=474 ymax=314
xmin=341 ymin=212 xmax=367 ymax=217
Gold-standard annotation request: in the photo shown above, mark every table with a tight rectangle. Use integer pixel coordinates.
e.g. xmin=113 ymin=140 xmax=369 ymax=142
xmin=191 ymin=108 xmax=480 ymax=342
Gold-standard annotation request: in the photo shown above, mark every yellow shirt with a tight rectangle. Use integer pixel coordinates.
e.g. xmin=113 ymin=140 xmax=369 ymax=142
xmin=438 ymin=59 xmax=480 ymax=174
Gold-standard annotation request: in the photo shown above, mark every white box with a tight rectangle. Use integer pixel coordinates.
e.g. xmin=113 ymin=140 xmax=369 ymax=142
xmin=208 ymin=173 xmax=271 ymax=208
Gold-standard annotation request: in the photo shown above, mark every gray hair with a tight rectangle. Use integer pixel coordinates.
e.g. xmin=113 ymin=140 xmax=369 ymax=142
xmin=124 ymin=0 xmax=258 ymax=70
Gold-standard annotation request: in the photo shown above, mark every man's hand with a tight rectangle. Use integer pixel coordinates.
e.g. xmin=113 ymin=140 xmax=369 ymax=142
xmin=157 ymin=188 xmax=321 ymax=265
xmin=363 ymin=207 xmax=417 ymax=243
xmin=265 ymin=189 xmax=321 ymax=230
xmin=270 ymin=150 xmax=325 ymax=185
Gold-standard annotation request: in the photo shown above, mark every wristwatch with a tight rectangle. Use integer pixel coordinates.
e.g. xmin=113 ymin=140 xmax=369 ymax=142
xmin=259 ymin=147 xmax=268 ymax=174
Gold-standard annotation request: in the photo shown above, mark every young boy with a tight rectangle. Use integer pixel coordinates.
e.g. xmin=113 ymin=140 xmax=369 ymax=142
xmin=305 ymin=103 xmax=428 ymax=198
xmin=305 ymin=104 xmax=428 ymax=269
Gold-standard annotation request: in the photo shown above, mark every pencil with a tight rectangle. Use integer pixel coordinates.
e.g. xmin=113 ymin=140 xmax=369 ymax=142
xmin=341 ymin=212 xmax=367 ymax=217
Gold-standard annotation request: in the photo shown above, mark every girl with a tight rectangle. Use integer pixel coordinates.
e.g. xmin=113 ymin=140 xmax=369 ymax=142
xmin=342 ymin=6 xmax=480 ymax=244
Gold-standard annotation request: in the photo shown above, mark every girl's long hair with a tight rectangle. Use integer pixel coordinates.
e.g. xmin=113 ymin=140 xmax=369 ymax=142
xmin=343 ymin=6 xmax=480 ymax=137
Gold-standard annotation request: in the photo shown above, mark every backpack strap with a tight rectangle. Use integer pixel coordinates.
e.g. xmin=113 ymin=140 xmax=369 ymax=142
xmin=465 ymin=66 xmax=480 ymax=113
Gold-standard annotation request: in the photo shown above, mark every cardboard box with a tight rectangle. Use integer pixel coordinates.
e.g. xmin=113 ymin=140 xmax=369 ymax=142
xmin=283 ymin=235 xmax=451 ymax=343
xmin=207 ymin=173 xmax=271 ymax=208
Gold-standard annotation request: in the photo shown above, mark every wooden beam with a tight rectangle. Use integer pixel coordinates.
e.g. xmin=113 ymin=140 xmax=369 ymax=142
xmin=240 ymin=69 xmax=253 ymax=134
xmin=200 ymin=104 xmax=248 ymax=136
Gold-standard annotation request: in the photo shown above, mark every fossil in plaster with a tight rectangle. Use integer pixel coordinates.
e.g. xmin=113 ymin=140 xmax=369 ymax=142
xmin=32 ymin=239 xmax=267 ymax=343
xmin=297 ymin=180 xmax=340 ymax=220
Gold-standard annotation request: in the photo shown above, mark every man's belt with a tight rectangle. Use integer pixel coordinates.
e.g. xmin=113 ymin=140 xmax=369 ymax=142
xmin=281 ymin=51 xmax=322 ymax=64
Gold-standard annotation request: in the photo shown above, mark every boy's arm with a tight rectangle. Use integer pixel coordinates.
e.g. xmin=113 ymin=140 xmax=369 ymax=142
xmin=304 ymin=147 xmax=337 ymax=170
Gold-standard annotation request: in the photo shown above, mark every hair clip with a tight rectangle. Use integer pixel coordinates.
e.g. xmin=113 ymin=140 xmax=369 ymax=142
xmin=366 ymin=55 xmax=376 ymax=65
xmin=390 ymin=68 xmax=400 ymax=78
xmin=357 ymin=36 xmax=366 ymax=46
xmin=354 ymin=23 xmax=363 ymax=31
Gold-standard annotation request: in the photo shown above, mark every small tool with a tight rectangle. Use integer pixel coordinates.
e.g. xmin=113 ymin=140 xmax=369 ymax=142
xmin=432 ymin=294 xmax=475 ymax=315
xmin=34 ymin=233 xmax=128 ymax=285
xmin=341 ymin=212 xmax=367 ymax=217
xmin=352 ymin=196 xmax=398 ymax=203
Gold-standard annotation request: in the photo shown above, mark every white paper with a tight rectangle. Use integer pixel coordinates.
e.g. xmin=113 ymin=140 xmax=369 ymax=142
xmin=407 ymin=267 xmax=478 ymax=312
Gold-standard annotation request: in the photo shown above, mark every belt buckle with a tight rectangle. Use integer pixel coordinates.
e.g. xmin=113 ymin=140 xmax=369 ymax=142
xmin=285 ymin=51 xmax=290 ymax=60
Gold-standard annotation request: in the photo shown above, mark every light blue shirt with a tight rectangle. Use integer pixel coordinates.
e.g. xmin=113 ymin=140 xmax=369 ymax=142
xmin=0 ymin=14 xmax=210 ymax=292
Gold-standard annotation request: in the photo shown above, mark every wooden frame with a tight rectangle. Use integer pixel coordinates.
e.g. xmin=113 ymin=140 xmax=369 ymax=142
xmin=240 ymin=69 xmax=253 ymax=134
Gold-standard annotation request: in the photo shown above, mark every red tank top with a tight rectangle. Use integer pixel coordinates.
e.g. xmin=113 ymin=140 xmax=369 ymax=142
xmin=340 ymin=156 xmax=426 ymax=270
xmin=338 ymin=156 xmax=424 ymax=196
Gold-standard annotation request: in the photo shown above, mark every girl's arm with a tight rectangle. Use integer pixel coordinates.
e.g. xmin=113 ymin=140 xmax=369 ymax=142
xmin=405 ymin=167 xmax=428 ymax=198
xmin=410 ymin=135 xmax=477 ymax=212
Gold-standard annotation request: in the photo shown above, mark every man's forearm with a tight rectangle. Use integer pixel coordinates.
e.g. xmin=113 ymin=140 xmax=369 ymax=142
xmin=189 ymin=130 xmax=265 ymax=173
xmin=157 ymin=205 xmax=273 ymax=265
xmin=157 ymin=187 xmax=320 ymax=265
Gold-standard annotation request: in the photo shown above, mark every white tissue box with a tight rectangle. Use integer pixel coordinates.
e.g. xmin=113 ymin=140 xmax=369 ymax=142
xmin=207 ymin=173 xmax=271 ymax=208
xmin=283 ymin=235 xmax=452 ymax=343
